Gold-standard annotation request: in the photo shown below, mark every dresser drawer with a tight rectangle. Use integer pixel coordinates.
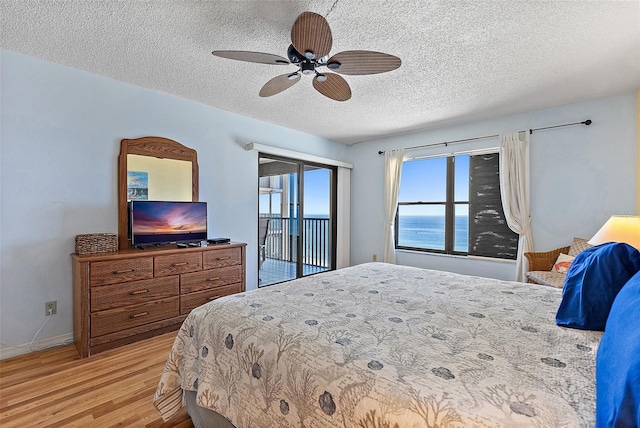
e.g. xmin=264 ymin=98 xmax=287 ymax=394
xmin=90 ymin=258 xmax=153 ymax=286
xmin=91 ymin=276 xmax=179 ymax=312
xmin=90 ymin=297 xmax=179 ymax=337
xmin=180 ymin=283 xmax=242 ymax=314
xmin=154 ymin=253 xmax=202 ymax=277
xmin=181 ymin=265 xmax=243 ymax=294
xmin=203 ymin=247 xmax=242 ymax=269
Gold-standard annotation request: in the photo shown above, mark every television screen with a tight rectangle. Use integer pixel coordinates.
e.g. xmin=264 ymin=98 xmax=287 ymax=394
xmin=131 ymin=201 xmax=207 ymax=246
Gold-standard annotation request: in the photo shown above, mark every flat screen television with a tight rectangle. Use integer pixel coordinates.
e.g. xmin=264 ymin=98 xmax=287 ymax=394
xmin=130 ymin=201 xmax=207 ymax=246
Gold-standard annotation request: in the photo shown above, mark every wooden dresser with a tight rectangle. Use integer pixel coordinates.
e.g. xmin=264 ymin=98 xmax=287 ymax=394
xmin=72 ymin=242 xmax=246 ymax=357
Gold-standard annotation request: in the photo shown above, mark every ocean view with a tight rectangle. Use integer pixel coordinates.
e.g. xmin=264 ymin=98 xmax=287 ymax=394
xmin=263 ymin=214 xmax=470 ymax=257
xmin=398 ymin=215 xmax=468 ymax=252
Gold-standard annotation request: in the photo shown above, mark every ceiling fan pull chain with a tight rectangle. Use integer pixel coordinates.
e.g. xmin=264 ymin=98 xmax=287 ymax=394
xmin=325 ymin=0 xmax=340 ymax=18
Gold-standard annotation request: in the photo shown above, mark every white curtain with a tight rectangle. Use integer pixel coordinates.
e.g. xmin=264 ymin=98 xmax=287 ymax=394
xmin=382 ymin=149 xmax=405 ymax=263
xmin=499 ymin=132 xmax=533 ymax=282
xmin=336 ymin=167 xmax=351 ymax=269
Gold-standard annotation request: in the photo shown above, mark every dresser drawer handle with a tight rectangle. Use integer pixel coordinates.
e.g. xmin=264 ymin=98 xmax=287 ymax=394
xmin=129 ymin=312 xmax=149 ymax=319
xmin=129 ymin=289 xmax=150 ymax=296
xmin=216 ymin=256 xmax=231 ymax=260
xmin=112 ymin=269 xmax=136 ymax=274
xmin=207 ymin=295 xmax=221 ymax=301
xmin=207 ymin=277 xmax=222 ymax=282
xmin=172 ymin=262 xmax=189 ymax=267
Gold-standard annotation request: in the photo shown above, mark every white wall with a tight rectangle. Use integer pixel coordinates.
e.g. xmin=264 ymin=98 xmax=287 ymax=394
xmin=349 ymin=93 xmax=638 ymax=281
xmin=1 ymin=48 xmax=636 ymax=356
xmin=0 ymin=49 xmax=349 ymax=353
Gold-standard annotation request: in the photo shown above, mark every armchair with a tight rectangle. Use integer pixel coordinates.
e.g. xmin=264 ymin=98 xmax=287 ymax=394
xmin=524 ymin=237 xmax=592 ymax=288
xmin=525 ymin=245 xmax=571 ymax=272
xmin=258 ymin=218 xmax=270 ymax=269
xmin=524 ymin=245 xmax=571 ymax=288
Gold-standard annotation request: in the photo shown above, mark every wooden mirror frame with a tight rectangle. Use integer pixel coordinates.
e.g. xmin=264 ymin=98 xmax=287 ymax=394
xmin=118 ymin=136 xmax=199 ymax=250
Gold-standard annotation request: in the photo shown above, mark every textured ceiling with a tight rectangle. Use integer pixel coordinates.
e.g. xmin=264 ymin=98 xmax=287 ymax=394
xmin=1 ymin=1 xmax=639 ymax=144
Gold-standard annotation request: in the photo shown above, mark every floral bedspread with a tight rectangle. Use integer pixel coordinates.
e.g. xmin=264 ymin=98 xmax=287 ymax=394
xmin=154 ymin=262 xmax=602 ymax=427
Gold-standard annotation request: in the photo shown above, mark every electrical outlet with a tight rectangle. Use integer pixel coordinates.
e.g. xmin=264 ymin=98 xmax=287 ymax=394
xmin=45 ymin=301 xmax=57 ymax=316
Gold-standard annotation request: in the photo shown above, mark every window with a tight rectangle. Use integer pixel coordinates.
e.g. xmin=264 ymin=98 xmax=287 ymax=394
xmin=396 ymin=152 xmax=518 ymax=259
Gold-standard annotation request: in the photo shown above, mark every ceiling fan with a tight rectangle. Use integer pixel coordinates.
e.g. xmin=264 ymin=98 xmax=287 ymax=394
xmin=212 ymin=11 xmax=401 ymax=102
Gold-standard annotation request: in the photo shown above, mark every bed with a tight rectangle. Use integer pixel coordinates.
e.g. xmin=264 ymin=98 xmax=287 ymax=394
xmin=154 ymin=262 xmax=603 ymax=427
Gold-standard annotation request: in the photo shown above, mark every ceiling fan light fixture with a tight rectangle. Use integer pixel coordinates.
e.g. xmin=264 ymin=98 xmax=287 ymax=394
xmin=301 ymin=61 xmax=315 ymax=75
xmin=212 ymin=11 xmax=401 ymax=102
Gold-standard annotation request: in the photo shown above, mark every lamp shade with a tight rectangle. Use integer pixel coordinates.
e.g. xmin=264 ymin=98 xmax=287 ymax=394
xmin=588 ymin=216 xmax=640 ymax=250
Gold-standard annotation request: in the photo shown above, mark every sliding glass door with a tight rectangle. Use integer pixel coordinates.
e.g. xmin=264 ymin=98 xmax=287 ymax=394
xmin=258 ymin=154 xmax=336 ymax=286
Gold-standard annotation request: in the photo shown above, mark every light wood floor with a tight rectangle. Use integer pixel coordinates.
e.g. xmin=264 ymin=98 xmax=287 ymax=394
xmin=0 ymin=332 xmax=192 ymax=427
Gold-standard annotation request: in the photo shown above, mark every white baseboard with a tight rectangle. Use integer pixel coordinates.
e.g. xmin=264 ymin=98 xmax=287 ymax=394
xmin=0 ymin=333 xmax=74 ymax=361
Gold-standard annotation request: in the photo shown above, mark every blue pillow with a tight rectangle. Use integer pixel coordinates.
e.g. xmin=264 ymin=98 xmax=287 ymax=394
xmin=556 ymin=242 xmax=640 ymax=330
xmin=596 ymin=270 xmax=640 ymax=427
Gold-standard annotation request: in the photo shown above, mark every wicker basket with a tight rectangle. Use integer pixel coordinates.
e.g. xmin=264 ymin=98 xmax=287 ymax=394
xmin=75 ymin=233 xmax=118 ymax=255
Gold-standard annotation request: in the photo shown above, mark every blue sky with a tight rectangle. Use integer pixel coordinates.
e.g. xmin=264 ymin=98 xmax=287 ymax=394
xmin=303 ymin=168 xmax=330 ymax=216
xmin=398 ymin=154 xmax=469 ymax=216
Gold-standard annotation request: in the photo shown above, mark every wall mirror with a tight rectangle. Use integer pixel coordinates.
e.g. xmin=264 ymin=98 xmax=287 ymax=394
xmin=118 ymin=136 xmax=199 ymax=249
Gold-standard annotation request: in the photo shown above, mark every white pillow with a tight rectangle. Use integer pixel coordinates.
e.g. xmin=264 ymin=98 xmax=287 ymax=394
xmin=552 ymin=253 xmax=575 ymax=273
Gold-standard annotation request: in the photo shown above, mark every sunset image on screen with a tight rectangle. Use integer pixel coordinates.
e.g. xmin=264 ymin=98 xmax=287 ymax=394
xmin=132 ymin=201 xmax=207 ymax=245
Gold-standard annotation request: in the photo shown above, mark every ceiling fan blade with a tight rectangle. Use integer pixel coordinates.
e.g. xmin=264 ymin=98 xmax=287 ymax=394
xmin=290 ymin=11 xmax=332 ymax=60
xmin=212 ymin=50 xmax=290 ymax=65
xmin=312 ymin=73 xmax=351 ymax=101
xmin=259 ymin=73 xmax=301 ymax=97
xmin=326 ymin=50 xmax=401 ymax=75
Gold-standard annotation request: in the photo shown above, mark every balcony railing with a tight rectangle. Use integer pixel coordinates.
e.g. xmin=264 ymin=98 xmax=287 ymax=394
xmin=261 ymin=216 xmax=330 ymax=268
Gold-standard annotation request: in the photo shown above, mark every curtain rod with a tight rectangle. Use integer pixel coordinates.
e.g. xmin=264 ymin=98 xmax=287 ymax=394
xmin=377 ymin=119 xmax=592 ymax=155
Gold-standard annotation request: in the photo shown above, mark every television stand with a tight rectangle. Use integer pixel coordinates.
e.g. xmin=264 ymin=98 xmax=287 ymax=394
xmin=71 ymin=242 xmax=246 ymax=357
